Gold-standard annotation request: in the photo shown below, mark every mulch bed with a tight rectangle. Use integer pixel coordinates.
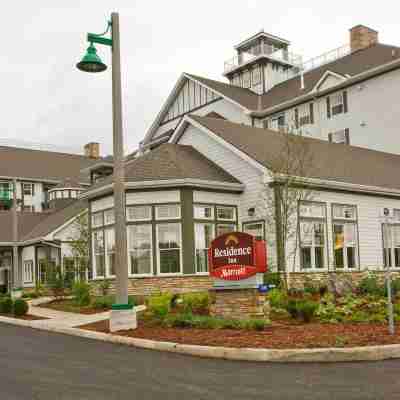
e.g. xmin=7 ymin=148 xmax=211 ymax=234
xmin=0 ymin=313 xmax=47 ymax=321
xmin=79 ymin=319 xmax=400 ymax=349
xmin=38 ymin=299 xmax=108 ymax=315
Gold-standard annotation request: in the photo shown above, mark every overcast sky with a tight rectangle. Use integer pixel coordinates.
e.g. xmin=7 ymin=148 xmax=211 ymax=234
xmin=1 ymin=1 xmax=398 ymax=156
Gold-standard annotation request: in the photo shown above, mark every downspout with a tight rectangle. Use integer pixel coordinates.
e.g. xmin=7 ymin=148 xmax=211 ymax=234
xmin=273 ymin=183 xmax=285 ymax=273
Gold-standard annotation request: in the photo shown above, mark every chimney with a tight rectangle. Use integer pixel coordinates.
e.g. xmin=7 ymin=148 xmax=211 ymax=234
xmin=84 ymin=142 xmax=100 ymax=159
xmin=350 ymin=25 xmax=379 ymax=52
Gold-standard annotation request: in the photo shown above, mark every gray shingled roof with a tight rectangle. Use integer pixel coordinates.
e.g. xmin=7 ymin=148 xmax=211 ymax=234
xmin=89 ymin=143 xmax=241 ymax=193
xmin=189 ymin=115 xmax=400 ymax=191
xmin=0 ymin=146 xmax=98 ymax=184
xmin=22 ymin=200 xmax=87 ymax=242
xmin=187 ymin=44 xmax=400 ymax=113
xmin=0 ymin=212 xmax=48 ymax=242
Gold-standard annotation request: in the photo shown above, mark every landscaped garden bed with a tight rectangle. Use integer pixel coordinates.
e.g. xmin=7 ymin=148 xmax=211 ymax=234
xmin=0 ymin=296 xmax=46 ymax=320
xmin=79 ymin=272 xmax=400 ymax=349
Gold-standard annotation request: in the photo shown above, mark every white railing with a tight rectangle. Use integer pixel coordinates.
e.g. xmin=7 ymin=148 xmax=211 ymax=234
xmin=224 ymin=44 xmax=302 ymax=73
xmin=301 ymin=44 xmax=351 ymax=73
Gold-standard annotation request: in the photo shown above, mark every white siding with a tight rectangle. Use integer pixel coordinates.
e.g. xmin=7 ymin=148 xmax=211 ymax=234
xmin=194 ymin=191 xmax=239 ymax=205
xmin=126 ymin=190 xmax=180 ymax=205
xmin=262 ymin=68 xmax=400 ymax=154
xmin=91 ymin=196 xmax=114 ymax=212
xmin=287 ymin=190 xmax=400 ymax=272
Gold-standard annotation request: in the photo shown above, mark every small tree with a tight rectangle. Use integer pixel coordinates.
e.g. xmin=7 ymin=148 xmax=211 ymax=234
xmin=261 ymin=128 xmax=315 ymax=288
xmin=69 ymin=213 xmax=90 ymax=281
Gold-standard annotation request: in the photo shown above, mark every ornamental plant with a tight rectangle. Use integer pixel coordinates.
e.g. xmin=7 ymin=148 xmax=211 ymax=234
xmin=147 ymin=292 xmax=173 ymax=319
xmin=72 ymin=281 xmax=91 ymax=307
xmin=13 ymin=299 xmax=29 ymax=316
xmin=0 ymin=297 xmax=13 ymax=314
xmin=181 ymin=292 xmax=210 ymax=315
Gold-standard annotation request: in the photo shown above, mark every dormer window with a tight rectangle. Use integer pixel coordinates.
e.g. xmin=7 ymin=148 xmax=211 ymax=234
xmin=251 ymin=67 xmax=261 ymax=86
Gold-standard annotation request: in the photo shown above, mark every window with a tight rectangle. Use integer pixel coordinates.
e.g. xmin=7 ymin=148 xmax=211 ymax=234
xmin=394 ymin=210 xmax=400 ymax=222
xmin=23 ymin=183 xmax=33 ymax=196
xmin=56 ymin=191 xmax=62 ymax=199
xmin=331 ymin=93 xmax=344 ymax=116
xmin=194 ymin=205 xmax=214 ymax=220
xmin=242 ymin=70 xmax=251 ymax=88
xmin=62 ymin=190 xmax=69 ymax=199
xmin=157 ymin=223 xmax=182 ymax=274
xmin=216 ymin=206 xmax=236 ymax=221
xmin=216 ymin=224 xmax=236 ymax=236
xmin=329 ymin=129 xmax=349 ymax=144
xmin=92 ymin=212 xmax=104 ymax=228
xmin=298 ymin=104 xmax=311 ymax=126
xmin=232 ymin=74 xmax=241 ymax=87
xmin=299 ymin=202 xmax=327 ymax=269
xmin=243 ymin=221 xmax=265 ymax=241
xmin=71 ymin=190 xmax=77 ymax=198
xmin=251 ymin=67 xmax=261 ymax=86
xmin=105 ymin=228 xmax=115 ymax=276
xmin=127 ymin=205 xmax=151 ymax=221
xmin=265 ymin=114 xmax=285 ymax=131
xmin=383 ymin=224 xmax=400 ymax=268
xmin=104 ymin=209 xmax=115 ymax=225
xmin=93 ymin=230 xmax=105 ymax=277
xmin=0 ymin=182 xmax=11 ymax=199
xmin=128 ymin=224 xmax=153 ymax=275
xmin=23 ymin=260 xmax=34 ymax=283
xmin=332 ymin=204 xmax=358 ymax=269
xmin=195 ymin=223 xmax=214 ymax=273
xmin=156 ymin=204 xmax=180 ymax=220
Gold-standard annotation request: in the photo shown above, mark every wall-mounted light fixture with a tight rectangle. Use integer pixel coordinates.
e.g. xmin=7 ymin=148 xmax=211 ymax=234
xmin=248 ymin=207 xmax=255 ymax=217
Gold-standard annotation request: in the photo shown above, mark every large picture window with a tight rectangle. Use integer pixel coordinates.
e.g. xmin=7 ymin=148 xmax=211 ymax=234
xmin=195 ymin=223 xmax=214 ymax=273
xmin=299 ymin=201 xmax=327 ymax=269
xmin=93 ymin=230 xmax=105 ymax=277
xmin=332 ymin=204 xmax=358 ymax=269
xmin=105 ymin=228 xmax=115 ymax=276
xmin=216 ymin=206 xmax=236 ymax=221
xmin=128 ymin=224 xmax=153 ymax=275
xmin=157 ymin=223 xmax=182 ymax=274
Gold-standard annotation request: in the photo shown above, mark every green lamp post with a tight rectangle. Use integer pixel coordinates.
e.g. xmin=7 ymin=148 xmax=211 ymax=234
xmin=77 ymin=13 xmax=135 ymax=331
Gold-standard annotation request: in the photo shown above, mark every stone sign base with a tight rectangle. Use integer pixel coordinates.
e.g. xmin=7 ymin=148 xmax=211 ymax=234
xmin=210 ymin=288 xmax=269 ymax=320
xmin=110 ymin=307 xmax=137 ymax=332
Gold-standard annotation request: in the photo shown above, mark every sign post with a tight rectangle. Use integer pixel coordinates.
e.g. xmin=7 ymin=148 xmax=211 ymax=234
xmin=208 ymin=232 xmax=268 ymax=319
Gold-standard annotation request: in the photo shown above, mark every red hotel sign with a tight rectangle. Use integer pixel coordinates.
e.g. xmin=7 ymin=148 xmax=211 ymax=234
xmin=208 ymin=232 xmax=267 ymax=281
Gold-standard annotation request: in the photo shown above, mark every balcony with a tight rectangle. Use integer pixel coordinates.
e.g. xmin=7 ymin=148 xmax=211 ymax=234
xmin=224 ymin=44 xmax=303 ymax=74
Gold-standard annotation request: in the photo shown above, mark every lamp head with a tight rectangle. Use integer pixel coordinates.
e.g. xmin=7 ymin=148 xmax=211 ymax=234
xmin=76 ymin=43 xmax=107 ymax=73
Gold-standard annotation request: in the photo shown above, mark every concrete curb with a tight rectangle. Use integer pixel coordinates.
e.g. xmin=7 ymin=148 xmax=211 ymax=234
xmin=1 ymin=315 xmax=400 ymax=363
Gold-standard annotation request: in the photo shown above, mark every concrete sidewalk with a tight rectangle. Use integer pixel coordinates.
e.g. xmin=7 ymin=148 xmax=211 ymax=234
xmin=28 ymin=298 xmax=110 ymax=328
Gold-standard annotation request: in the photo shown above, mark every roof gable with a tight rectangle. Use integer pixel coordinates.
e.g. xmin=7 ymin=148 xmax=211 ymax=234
xmin=312 ymin=70 xmax=348 ymax=92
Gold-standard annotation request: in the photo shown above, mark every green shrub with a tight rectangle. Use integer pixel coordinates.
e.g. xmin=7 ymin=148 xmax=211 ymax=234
xmin=264 ymin=272 xmax=282 ymax=289
xmin=303 ymin=277 xmax=320 ymax=296
xmin=297 ymin=300 xmax=318 ymax=323
xmin=148 ymin=293 xmax=173 ymax=319
xmin=22 ymin=291 xmax=39 ymax=299
xmin=72 ymin=281 xmax=91 ymax=307
xmin=243 ymin=319 xmax=268 ymax=331
xmin=13 ymin=299 xmax=29 ymax=316
xmin=99 ymin=279 xmax=111 ymax=296
xmin=268 ymin=289 xmax=287 ymax=309
xmin=128 ymin=295 xmax=136 ymax=307
xmin=286 ymin=298 xmax=299 ymax=319
xmin=358 ymin=274 xmax=384 ymax=297
xmin=165 ymin=313 xmax=194 ymax=328
xmin=182 ymin=292 xmax=210 ymax=315
xmin=92 ymin=295 xmax=114 ymax=310
xmin=0 ymin=297 xmax=13 ymax=314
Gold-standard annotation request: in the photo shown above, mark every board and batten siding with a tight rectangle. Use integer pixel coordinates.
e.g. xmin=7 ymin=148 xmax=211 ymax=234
xmin=153 ymin=97 xmax=251 ymax=140
xmin=177 ymin=124 xmax=277 ymax=267
xmin=288 ymin=189 xmax=400 ymax=272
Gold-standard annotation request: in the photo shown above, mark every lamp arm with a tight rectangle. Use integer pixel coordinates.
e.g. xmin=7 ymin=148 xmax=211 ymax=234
xmin=92 ymin=20 xmax=112 ymax=38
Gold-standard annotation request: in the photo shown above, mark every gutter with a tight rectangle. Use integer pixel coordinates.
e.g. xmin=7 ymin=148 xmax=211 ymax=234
xmin=272 ymin=173 xmax=400 ymax=198
xmin=80 ymin=179 xmax=244 ymax=200
xmin=248 ymin=57 xmax=400 ymax=118
xmin=0 ymin=175 xmax=90 ymax=187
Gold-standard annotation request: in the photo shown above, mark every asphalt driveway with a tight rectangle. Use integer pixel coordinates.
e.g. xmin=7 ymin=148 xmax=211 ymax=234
xmin=0 ymin=323 xmax=399 ymax=400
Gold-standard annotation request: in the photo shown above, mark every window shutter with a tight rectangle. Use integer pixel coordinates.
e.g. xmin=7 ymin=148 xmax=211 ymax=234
xmin=309 ymin=103 xmax=314 ymax=124
xmin=294 ymin=108 xmax=299 ymax=129
xmin=328 ymin=133 xmax=333 ymax=143
xmin=326 ymin=97 xmax=331 ymax=119
xmin=32 ymin=183 xmax=35 ymax=196
xmin=343 ymin=90 xmax=348 ymax=113
xmin=345 ymin=128 xmax=350 ymax=145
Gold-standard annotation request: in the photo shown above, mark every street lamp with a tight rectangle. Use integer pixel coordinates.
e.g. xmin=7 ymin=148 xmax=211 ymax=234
xmin=77 ymin=12 xmax=136 ymax=331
